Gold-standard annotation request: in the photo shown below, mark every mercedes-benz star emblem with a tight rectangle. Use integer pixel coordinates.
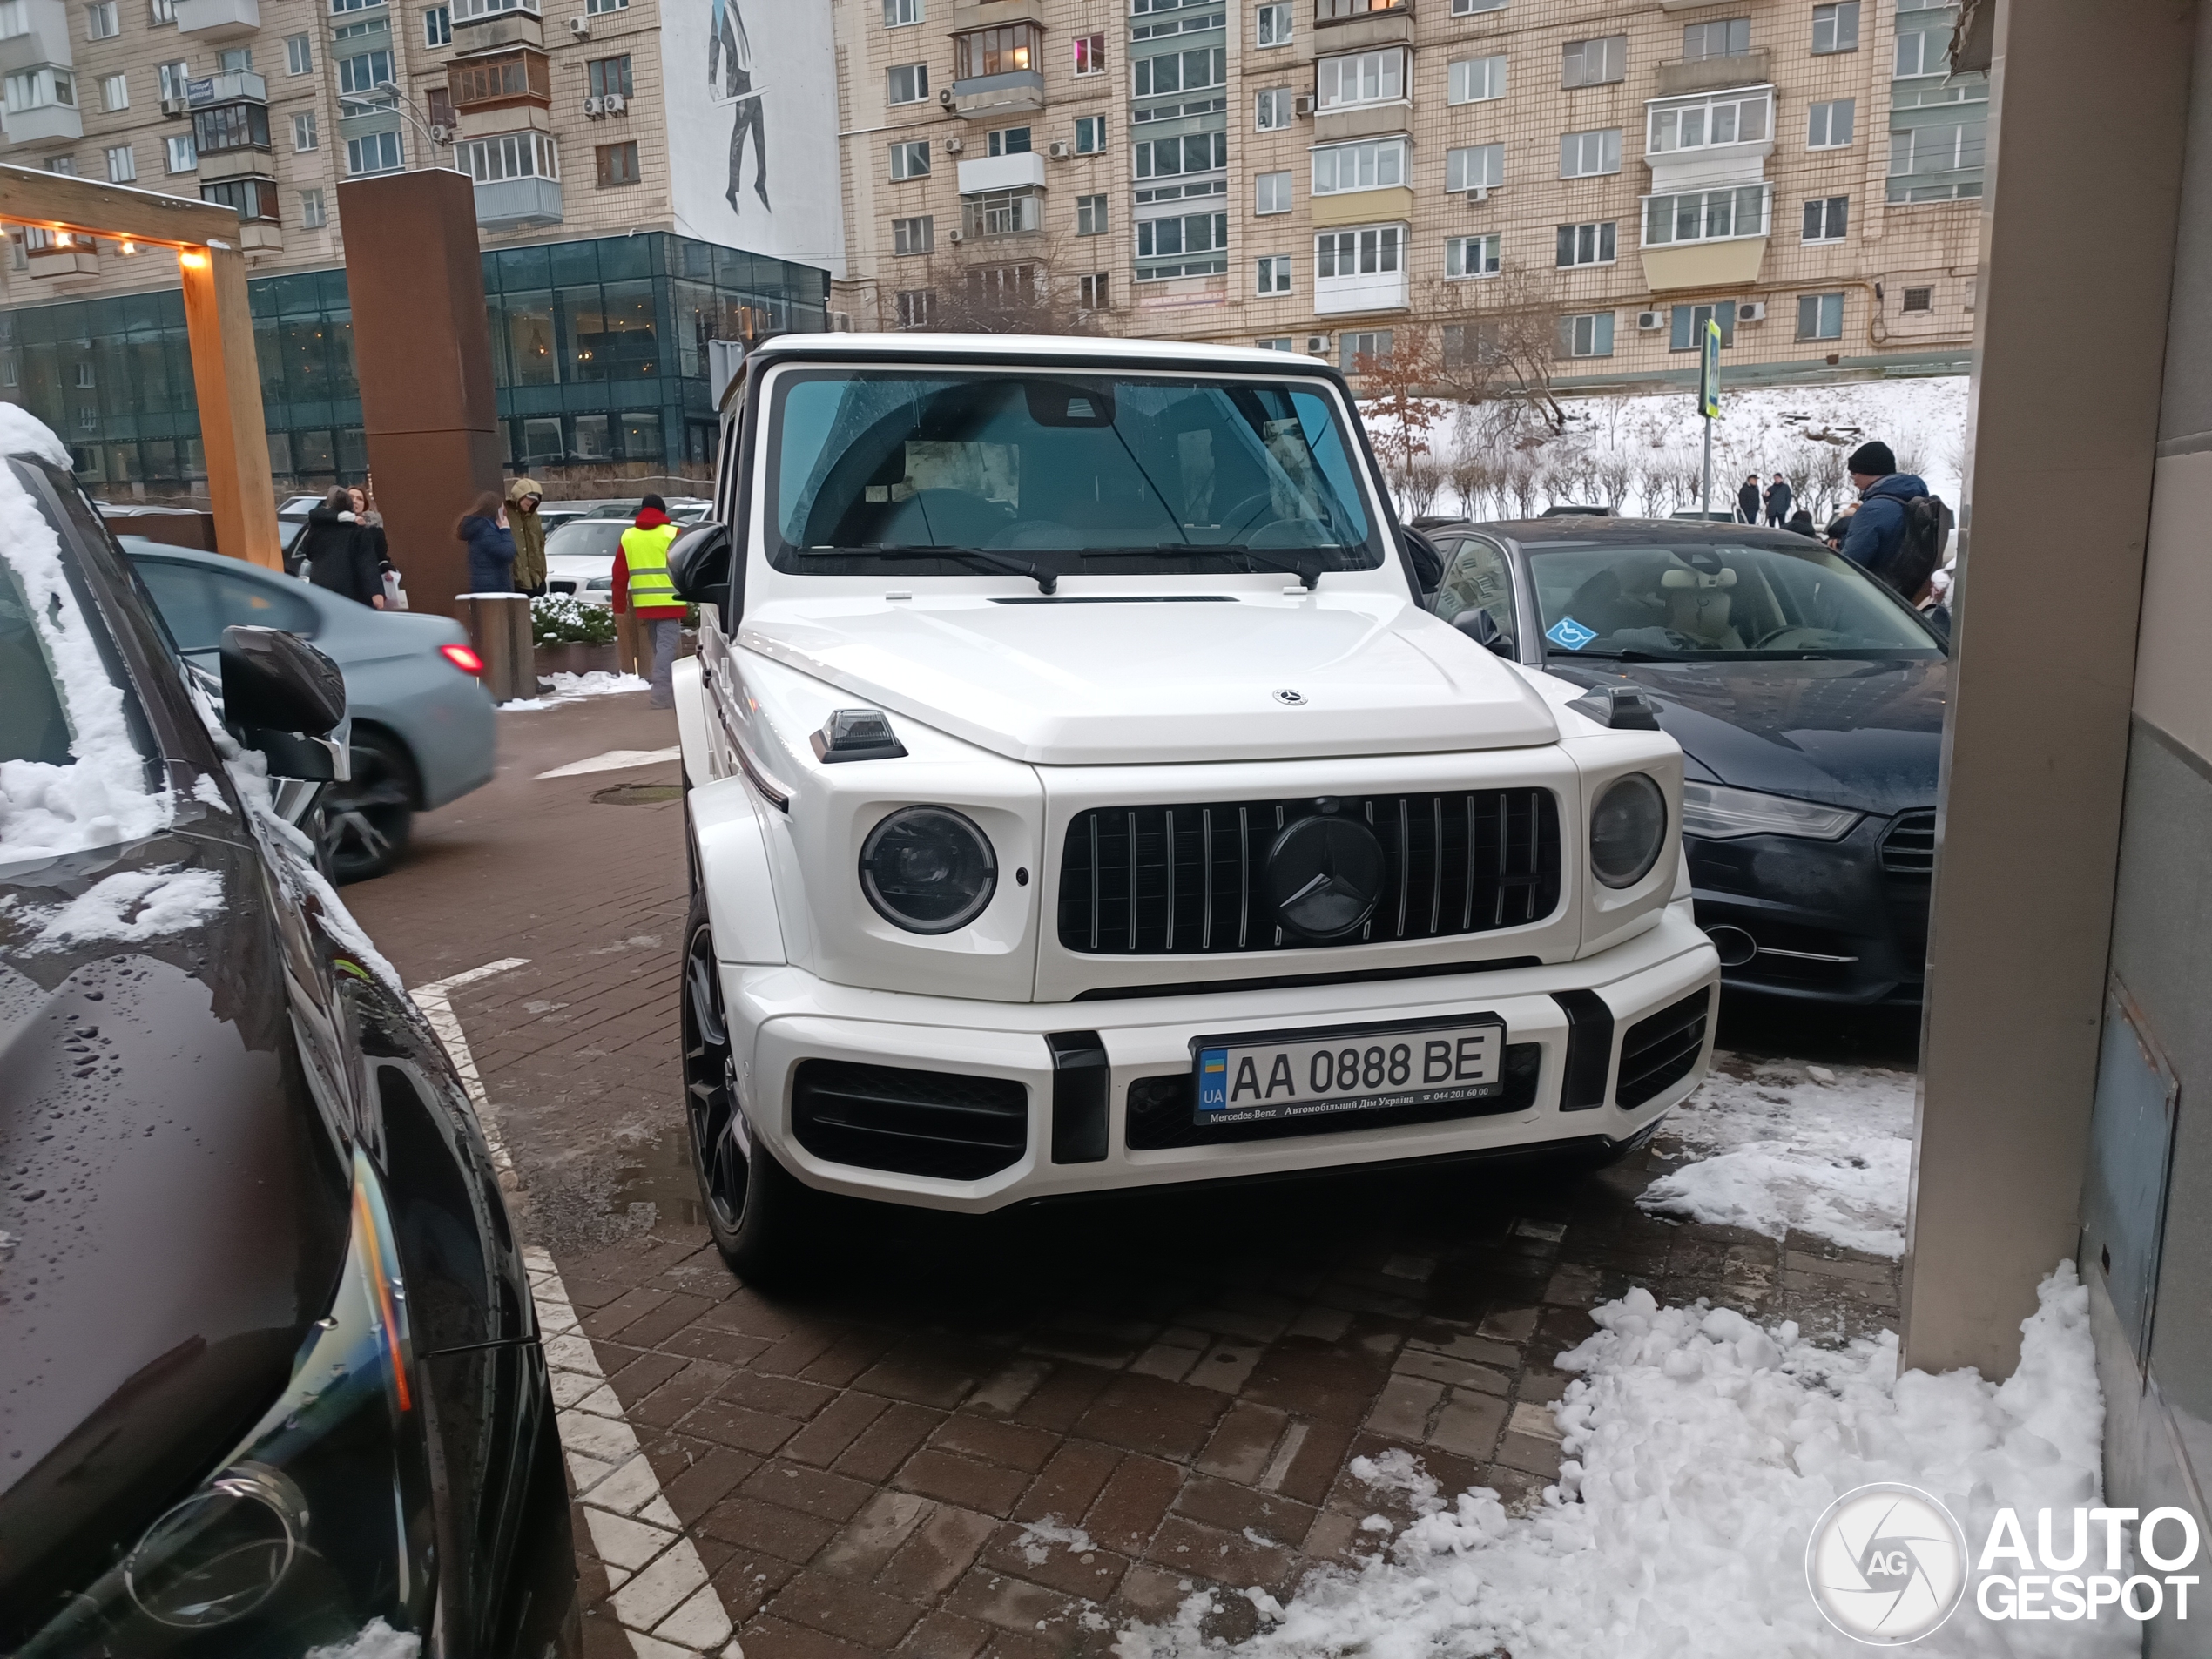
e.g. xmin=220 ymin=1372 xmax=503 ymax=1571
xmin=1273 ymin=689 xmax=1306 ymax=705
xmin=1264 ymin=815 xmax=1385 ymax=939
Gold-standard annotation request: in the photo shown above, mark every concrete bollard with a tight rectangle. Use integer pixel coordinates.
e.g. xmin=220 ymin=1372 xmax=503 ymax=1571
xmin=458 ymin=592 xmax=536 ymax=703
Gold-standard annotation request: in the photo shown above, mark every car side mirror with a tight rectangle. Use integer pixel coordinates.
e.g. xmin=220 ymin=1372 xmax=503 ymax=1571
xmin=1399 ymin=526 xmax=1443 ymax=596
xmin=220 ymin=624 xmax=349 ymax=783
xmin=1453 ymin=608 xmax=1514 ymax=658
xmin=667 ymin=520 xmax=732 ymax=628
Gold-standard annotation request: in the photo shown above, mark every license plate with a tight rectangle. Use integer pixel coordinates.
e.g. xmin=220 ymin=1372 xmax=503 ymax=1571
xmin=1192 ymin=1015 xmax=1506 ymax=1128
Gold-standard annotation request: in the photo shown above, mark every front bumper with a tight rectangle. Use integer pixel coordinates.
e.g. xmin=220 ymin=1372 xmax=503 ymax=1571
xmin=723 ymin=900 xmax=1719 ymax=1212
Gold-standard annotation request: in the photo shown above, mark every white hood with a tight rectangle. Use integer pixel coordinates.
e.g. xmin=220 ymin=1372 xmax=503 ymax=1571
xmin=738 ymin=593 xmax=1559 ymax=765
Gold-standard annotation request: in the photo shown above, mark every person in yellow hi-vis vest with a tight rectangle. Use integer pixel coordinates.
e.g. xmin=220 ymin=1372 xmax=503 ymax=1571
xmin=611 ymin=494 xmax=685 ymax=708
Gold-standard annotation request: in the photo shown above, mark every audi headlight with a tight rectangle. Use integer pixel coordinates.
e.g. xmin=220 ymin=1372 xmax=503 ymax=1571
xmin=24 ymin=1149 xmax=435 ymax=1656
xmin=1680 ymin=781 xmax=1861 ymax=841
xmin=1589 ymin=772 xmax=1669 ymax=889
xmin=860 ymin=806 xmax=997 ymax=934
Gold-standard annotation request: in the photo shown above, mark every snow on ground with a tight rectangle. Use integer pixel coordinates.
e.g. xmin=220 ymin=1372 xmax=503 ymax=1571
xmin=1637 ymin=1055 xmax=1917 ymax=1258
xmin=499 ymin=670 xmax=652 ymax=711
xmin=1117 ymin=1266 xmax=2122 ymax=1659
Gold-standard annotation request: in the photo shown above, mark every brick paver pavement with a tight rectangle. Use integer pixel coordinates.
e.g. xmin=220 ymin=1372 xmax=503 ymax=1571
xmin=348 ymin=692 xmax=1907 ymax=1659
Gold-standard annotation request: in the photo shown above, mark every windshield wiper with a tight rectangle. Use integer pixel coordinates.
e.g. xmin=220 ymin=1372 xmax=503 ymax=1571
xmin=809 ymin=543 xmax=1057 ymax=595
xmin=1547 ymin=648 xmax=1678 ymax=662
xmin=1089 ymin=543 xmax=1331 ymax=590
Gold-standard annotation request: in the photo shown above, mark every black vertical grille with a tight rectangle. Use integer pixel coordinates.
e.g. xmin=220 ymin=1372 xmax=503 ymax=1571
xmin=1879 ymin=810 xmax=1937 ymax=875
xmin=1057 ymin=790 xmax=1561 ymax=956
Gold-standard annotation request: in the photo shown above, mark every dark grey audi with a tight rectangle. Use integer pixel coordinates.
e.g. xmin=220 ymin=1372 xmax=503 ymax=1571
xmin=0 ymin=438 xmax=575 ymax=1656
xmin=1423 ymin=516 xmax=1945 ymax=1005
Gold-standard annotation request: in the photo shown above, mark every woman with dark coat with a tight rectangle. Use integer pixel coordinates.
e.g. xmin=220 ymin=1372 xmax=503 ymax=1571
xmin=299 ymin=486 xmax=385 ymax=608
xmin=457 ymin=491 xmax=516 ymax=593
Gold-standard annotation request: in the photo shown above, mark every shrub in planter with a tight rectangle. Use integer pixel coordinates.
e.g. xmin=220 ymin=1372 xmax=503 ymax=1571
xmin=532 ymin=593 xmax=616 ymax=648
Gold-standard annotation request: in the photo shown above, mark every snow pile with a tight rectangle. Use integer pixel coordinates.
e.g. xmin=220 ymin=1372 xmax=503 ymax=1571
xmin=0 ymin=408 xmax=172 ymax=863
xmin=9 ymin=864 xmax=226 ymax=948
xmin=499 ymin=670 xmax=652 ymax=711
xmin=1638 ymin=1057 xmax=1916 ymax=1258
xmin=1117 ymin=1265 xmax=2121 ymax=1659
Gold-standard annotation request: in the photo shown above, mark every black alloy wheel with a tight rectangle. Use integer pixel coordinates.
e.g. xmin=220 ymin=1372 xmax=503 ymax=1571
xmin=320 ymin=728 xmax=415 ymax=884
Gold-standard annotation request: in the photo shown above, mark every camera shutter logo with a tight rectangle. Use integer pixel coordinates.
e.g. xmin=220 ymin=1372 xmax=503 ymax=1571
xmin=1805 ymin=1483 xmax=1969 ymax=1645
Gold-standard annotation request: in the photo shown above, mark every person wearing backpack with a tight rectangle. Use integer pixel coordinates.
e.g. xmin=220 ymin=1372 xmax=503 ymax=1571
xmin=1838 ymin=441 xmax=1951 ymax=601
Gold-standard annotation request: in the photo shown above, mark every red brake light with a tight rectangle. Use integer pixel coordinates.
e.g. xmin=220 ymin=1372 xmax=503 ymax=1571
xmin=440 ymin=644 xmax=485 ymax=676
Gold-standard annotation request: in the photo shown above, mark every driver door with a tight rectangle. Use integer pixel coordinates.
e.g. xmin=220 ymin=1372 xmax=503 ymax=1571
xmin=1430 ymin=534 xmax=1521 ymax=656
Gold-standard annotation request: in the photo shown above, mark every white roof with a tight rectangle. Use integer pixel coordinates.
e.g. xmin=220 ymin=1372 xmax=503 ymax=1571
xmin=754 ymin=332 xmax=1330 ymax=371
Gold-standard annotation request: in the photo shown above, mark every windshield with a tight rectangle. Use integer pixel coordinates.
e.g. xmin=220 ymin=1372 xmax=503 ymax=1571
xmin=1 ymin=554 xmax=71 ymax=768
xmin=1527 ymin=540 xmax=1941 ymax=659
xmin=765 ymin=368 xmax=1380 ymax=579
xmin=545 ymin=520 xmax=631 ymax=560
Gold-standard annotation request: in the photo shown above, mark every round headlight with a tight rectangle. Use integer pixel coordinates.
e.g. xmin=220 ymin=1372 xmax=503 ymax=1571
xmin=1589 ymin=772 xmax=1668 ymax=889
xmin=860 ymin=806 xmax=997 ymax=934
xmin=125 ymin=1467 xmax=301 ymax=1629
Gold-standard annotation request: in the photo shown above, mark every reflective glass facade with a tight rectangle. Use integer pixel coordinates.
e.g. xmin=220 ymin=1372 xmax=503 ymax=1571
xmin=0 ymin=231 xmax=827 ymax=493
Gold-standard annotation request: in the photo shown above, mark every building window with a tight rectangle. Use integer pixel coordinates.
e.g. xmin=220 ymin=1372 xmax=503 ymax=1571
xmin=1802 ymin=194 xmax=1847 ymax=242
xmin=427 ymin=87 xmax=453 ymax=127
xmin=963 ymin=187 xmax=1041 ymax=237
xmin=1446 ymin=233 xmax=1500 ymax=278
xmin=889 ymin=138 xmax=928 ymax=179
xmin=100 ymin=71 xmax=126 ymax=109
xmin=887 ymin=62 xmax=928 ymax=104
xmin=1450 ymin=0 xmax=1505 ymax=12
xmin=1682 ymin=18 xmax=1750 ymax=58
xmin=450 ymin=50 xmax=543 ymax=104
xmin=583 ymin=0 xmax=624 ymax=13
xmin=1559 ymin=128 xmax=1621 ymax=178
xmin=882 ymin=0 xmax=921 ymax=24
xmin=1902 ymin=286 xmax=1933 ymax=312
xmin=44 ymin=156 xmax=74 ymax=175
xmin=1134 ymin=44 xmax=1224 ymax=98
xmin=200 ymin=176 xmax=278 ymax=221
xmin=423 ymin=5 xmax=449 ymax=44
xmin=157 ymin=60 xmax=187 ymax=102
xmin=1443 ymin=320 xmax=1503 ymax=370
xmin=1561 ymin=35 xmax=1625 ymax=87
xmin=1074 ymin=115 xmax=1104 ymax=153
xmin=957 ymin=24 xmax=1038 ymax=78
xmin=1448 ymin=53 xmax=1506 ymax=104
xmin=1136 ymin=131 xmax=1224 ymax=178
xmin=1557 ymin=313 xmax=1615 ymax=359
xmin=1339 ymin=329 xmax=1392 ymax=372
xmin=1888 ymin=121 xmax=1985 ymax=199
xmin=893 ymin=215 xmax=932 ymax=253
xmin=218 ymin=45 xmax=249 ymax=70
xmin=1643 ymin=185 xmax=1770 ymax=245
xmin=1256 ymin=336 xmax=1293 ymax=351
xmin=1555 ymin=221 xmax=1615 ymax=266
xmin=1649 ymin=90 xmax=1771 ymax=153
xmin=1256 ymin=253 xmax=1291 ymax=293
xmin=104 ymin=143 xmax=134 ymax=181
xmin=84 ymin=1 xmax=116 ymax=37
xmin=300 ymin=185 xmax=326 ymax=226
xmin=1811 ymin=1 xmax=1858 ymax=53
xmin=1254 ymin=169 xmax=1291 ymax=213
xmin=1312 ymin=138 xmax=1404 ymax=194
xmin=1446 ymin=144 xmax=1502 ymax=192
xmin=165 ymin=132 xmax=197 ymax=171
xmin=293 ymin=111 xmax=318 ymax=149
xmin=1797 ymin=292 xmax=1844 ymax=339
xmin=148 ymin=0 xmax=172 ymax=20
xmin=587 ymin=54 xmax=629 ymax=97
xmin=462 ymin=128 xmax=556 ymax=181
xmin=1079 ymin=273 xmax=1110 ymax=310
xmin=1255 ymin=87 xmax=1291 ymax=130
xmin=344 ymin=129 xmax=401 ymax=175
xmin=1316 ymin=224 xmax=1401 ymax=277
xmin=593 ymin=138 xmax=637 ymax=184
xmin=1255 ymin=1 xmax=1291 ymax=45
xmin=1316 ymin=47 xmax=1403 ymax=109
xmin=1135 ymin=209 xmax=1226 ymax=263
xmin=1076 ymin=192 xmax=1107 ymax=234
xmin=1074 ymin=31 xmax=1104 ymax=75
xmin=285 ymin=32 xmax=312 ymax=72
xmin=965 ymin=264 xmax=1037 ymax=310
xmin=1809 ymin=98 xmax=1854 ymax=148
xmin=987 ymin=125 xmax=1029 ymax=156
xmin=895 ymin=289 xmax=936 ymax=327
xmin=4 ymin=67 xmax=75 ymax=111
xmin=338 ymin=50 xmax=394 ymax=95
xmin=1894 ymin=26 xmax=1946 ymax=78
xmin=1670 ymin=300 xmax=1737 ymax=349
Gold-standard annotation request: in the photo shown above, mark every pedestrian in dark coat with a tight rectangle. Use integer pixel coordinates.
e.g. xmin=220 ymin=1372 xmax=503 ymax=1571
xmin=457 ymin=490 xmax=516 ymax=593
xmin=300 ymin=486 xmax=385 ymax=608
xmin=1737 ymin=473 xmax=1762 ymax=523
xmin=1836 ymin=442 xmax=1932 ymax=575
xmin=1764 ymin=472 xmax=1793 ymax=527
xmin=1788 ymin=508 xmax=1817 ymax=537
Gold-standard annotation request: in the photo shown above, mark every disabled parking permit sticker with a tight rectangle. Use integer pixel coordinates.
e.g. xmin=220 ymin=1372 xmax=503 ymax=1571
xmin=1546 ymin=615 xmax=1598 ymax=651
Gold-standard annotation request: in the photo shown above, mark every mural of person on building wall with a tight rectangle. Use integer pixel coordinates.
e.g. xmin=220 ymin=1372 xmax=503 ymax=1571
xmin=708 ymin=0 xmax=768 ymax=216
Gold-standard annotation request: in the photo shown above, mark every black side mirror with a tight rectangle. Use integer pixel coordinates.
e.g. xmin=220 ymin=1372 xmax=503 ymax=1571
xmin=666 ymin=520 xmax=733 ymax=629
xmin=1399 ymin=526 xmax=1443 ymax=595
xmin=1453 ymin=608 xmax=1514 ymax=658
xmin=221 ymin=625 xmax=345 ymax=734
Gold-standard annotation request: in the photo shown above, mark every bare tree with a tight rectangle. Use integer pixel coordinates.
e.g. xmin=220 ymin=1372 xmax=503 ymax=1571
xmin=1425 ymin=266 xmax=1571 ymax=434
xmin=1502 ymin=452 xmax=1544 ymax=518
xmin=892 ymin=233 xmax=1109 ymax=335
xmin=1892 ymin=441 xmax=1926 ymax=478
xmin=1595 ymin=451 xmax=1634 ymax=513
xmin=1806 ymin=443 xmax=1851 ymax=521
xmin=1353 ymin=327 xmax=1447 ymax=515
xmin=1445 ymin=451 xmax=1492 ymax=521
xmin=1398 ymin=456 xmax=1445 ymax=519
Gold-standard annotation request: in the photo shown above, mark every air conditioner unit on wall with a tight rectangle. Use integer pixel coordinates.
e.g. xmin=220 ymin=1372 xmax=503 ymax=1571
xmin=1636 ymin=310 xmax=1664 ymax=330
xmin=948 ymin=227 xmax=965 ymax=243
xmin=428 ymin=122 xmax=451 ymax=142
xmin=1305 ymin=334 xmax=1329 ymax=355
xmin=604 ymin=91 xmax=624 ymax=112
xmin=1737 ymin=300 xmax=1766 ymax=322
xmin=1293 ymin=94 xmax=1315 ymax=116
xmin=942 ymin=136 xmax=964 ymax=153
xmin=583 ymin=94 xmax=602 ymax=114
xmin=1464 ymin=186 xmax=1488 ymax=205
xmin=1047 ymin=139 xmax=1072 ymax=159
xmin=938 ymin=87 xmax=955 ymax=105
xmin=567 ymin=14 xmax=588 ymax=35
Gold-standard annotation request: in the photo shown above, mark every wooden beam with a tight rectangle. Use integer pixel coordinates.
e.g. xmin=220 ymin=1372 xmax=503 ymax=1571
xmin=179 ymin=244 xmax=280 ymax=570
xmin=0 ymin=164 xmax=237 ymax=248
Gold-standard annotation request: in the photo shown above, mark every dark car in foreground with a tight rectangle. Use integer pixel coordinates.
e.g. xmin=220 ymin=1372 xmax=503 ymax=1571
xmin=0 ymin=435 xmax=573 ymax=1656
xmin=1425 ymin=516 xmax=1944 ymax=1004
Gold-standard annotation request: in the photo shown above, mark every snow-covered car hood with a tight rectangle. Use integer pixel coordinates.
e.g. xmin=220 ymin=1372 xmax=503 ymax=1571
xmin=736 ymin=592 xmax=1560 ymax=765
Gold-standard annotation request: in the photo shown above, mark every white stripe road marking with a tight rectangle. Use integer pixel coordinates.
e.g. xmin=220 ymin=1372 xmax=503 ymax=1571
xmin=411 ymin=959 xmax=741 ymax=1659
xmin=535 ymin=747 xmax=684 ymax=780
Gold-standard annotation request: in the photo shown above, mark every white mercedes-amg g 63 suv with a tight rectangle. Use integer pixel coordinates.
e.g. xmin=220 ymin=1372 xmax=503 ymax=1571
xmin=661 ymin=334 xmax=1719 ymax=1273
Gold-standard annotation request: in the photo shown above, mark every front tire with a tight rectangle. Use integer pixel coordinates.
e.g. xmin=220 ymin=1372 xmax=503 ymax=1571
xmin=321 ymin=727 xmax=416 ymax=883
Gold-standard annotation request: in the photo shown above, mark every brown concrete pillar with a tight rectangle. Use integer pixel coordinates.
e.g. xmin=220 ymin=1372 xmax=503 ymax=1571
xmin=338 ymin=168 xmax=502 ymax=622
xmin=458 ymin=593 xmax=534 ymax=703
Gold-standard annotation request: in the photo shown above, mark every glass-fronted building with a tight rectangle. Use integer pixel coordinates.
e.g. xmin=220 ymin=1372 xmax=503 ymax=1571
xmin=0 ymin=231 xmax=827 ymax=496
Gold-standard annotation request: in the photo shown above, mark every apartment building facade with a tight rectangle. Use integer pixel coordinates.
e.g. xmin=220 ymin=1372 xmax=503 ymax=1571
xmin=0 ymin=0 xmax=842 ymax=493
xmin=830 ymin=0 xmax=1982 ymax=388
